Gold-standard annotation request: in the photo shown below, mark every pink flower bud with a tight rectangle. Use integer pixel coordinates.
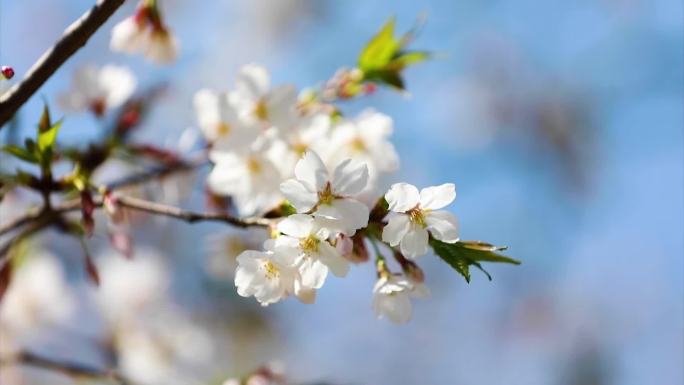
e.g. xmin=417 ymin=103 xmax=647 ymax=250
xmin=1 ymin=66 xmax=14 ymax=79
xmin=335 ymin=234 xmax=354 ymax=258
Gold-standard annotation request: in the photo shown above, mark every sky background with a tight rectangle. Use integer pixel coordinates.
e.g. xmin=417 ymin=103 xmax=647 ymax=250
xmin=1 ymin=1 xmax=682 ymax=385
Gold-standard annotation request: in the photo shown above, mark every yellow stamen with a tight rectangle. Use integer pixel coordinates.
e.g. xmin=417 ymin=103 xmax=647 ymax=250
xmin=263 ymin=261 xmax=279 ymax=279
xmin=216 ymin=122 xmax=231 ymax=136
xmin=318 ymin=182 xmax=335 ymax=205
xmin=349 ymin=137 xmax=367 ymax=152
xmin=292 ymin=142 xmax=308 ymax=156
xmin=408 ymin=208 xmax=426 ymax=227
xmin=246 ymin=157 xmax=262 ymax=174
xmin=299 ymin=235 xmax=319 ymax=254
xmin=255 ymin=99 xmax=268 ymax=121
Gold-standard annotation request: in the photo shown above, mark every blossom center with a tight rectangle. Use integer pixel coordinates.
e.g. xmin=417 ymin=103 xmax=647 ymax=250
xmin=292 ymin=142 xmax=308 ymax=156
xmin=407 ymin=207 xmax=426 ymax=227
xmin=299 ymin=235 xmax=319 ymax=254
xmin=349 ymin=137 xmax=367 ymax=152
xmin=246 ymin=157 xmax=262 ymax=174
xmin=318 ymin=183 xmax=335 ymax=205
xmin=263 ymin=261 xmax=279 ymax=280
xmin=255 ymin=99 xmax=269 ymax=121
xmin=216 ymin=121 xmax=231 ymax=136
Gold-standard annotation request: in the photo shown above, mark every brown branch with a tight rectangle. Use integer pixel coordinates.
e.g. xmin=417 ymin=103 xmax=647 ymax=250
xmin=0 ymin=351 xmax=135 ymax=385
xmin=114 ymin=195 xmax=273 ymax=228
xmin=0 ymin=0 xmax=127 ymax=128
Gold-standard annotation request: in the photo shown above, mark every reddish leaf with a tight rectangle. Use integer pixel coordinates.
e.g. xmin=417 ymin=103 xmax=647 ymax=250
xmin=81 ymin=191 xmax=95 ymax=237
xmin=84 ymin=253 xmax=100 ymax=286
xmin=0 ymin=261 xmax=12 ymax=303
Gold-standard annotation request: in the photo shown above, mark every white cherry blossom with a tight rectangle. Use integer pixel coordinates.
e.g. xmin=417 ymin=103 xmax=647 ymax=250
xmin=372 ymin=275 xmax=430 ymax=323
xmin=235 ymin=241 xmax=312 ymax=306
xmin=231 ymin=64 xmax=298 ymax=128
xmin=59 ymin=65 xmax=136 ymax=116
xmin=110 ymin=6 xmax=178 ymax=65
xmin=275 ymin=214 xmax=349 ymax=291
xmin=193 ymin=89 xmax=257 ymax=150
xmin=207 ymin=146 xmax=282 ymax=216
xmin=265 ymin=113 xmax=331 ymax=178
xmin=328 ymin=109 xmax=399 ymax=181
xmin=0 ymin=253 xmax=76 ymax=339
xmin=280 ymin=151 xmax=370 ymax=235
xmin=382 ymin=182 xmax=459 ymax=258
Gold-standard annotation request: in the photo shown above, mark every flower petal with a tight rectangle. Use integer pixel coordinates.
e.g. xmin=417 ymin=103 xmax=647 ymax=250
xmin=425 ymin=210 xmax=459 ymax=243
xmin=400 ymin=225 xmax=429 ymax=258
xmin=277 ymin=214 xmax=314 ymax=238
xmin=280 ymin=179 xmax=318 ymax=213
xmin=373 ymin=291 xmax=412 ymax=323
xmin=381 ymin=214 xmax=411 ymax=246
xmin=236 ymin=64 xmax=269 ymax=100
xmin=385 ymin=183 xmax=420 ymax=213
xmin=331 ymin=158 xmax=369 ymax=196
xmin=294 ymin=151 xmax=329 ymax=191
xmin=419 ymin=183 xmax=456 ymax=210
xmin=315 ymin=198 xmax=369 ymax=235
xmin=298 ymin=258 xmax=328 ymax=289
xmin=318 ymin=241 xmax=349 ymax=277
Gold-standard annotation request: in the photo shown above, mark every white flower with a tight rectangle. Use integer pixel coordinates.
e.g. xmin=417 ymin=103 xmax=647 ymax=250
xmin=264 ymin=113 xmax=331 ymax=178
xmin=110 ymin=7 xmax=178 ymax=65
xmin=232 ymin=64 xmax=298 ymax=128
xmin=235 ymin=241 xmax=308 ymax=306
xmin=207 ymin=146 xmax=282 ymax=216
xmin=382 ymin=183 xmax=459 ymax=258
xmin=280 ymin=151 xmax=370 ymax=235
xmin=110 ymin=16 xmax=147 ymax=54
xmin=328 ymin=109 xmax=399 ymax=181
xmin=0 ymin=253 xmax=75 ymax=335
xmin=144 ymin=29 xmax=178 ymax=64
xmin=275 ymin=214 xmax=349 ymax=291
xmin=59 ymin=65 xmax=136 ymax=116
xmin=372 ymin=275 xmax=429 ymax=323
xmin=95 ymin=249 xmax=169 ymax=323
xmin=193 ymin=89 xmax=257 ymax=150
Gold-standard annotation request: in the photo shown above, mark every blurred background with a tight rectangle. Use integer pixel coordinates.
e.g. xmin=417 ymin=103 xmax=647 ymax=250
xmin=0 ymin=0 xmax=682 ymax=384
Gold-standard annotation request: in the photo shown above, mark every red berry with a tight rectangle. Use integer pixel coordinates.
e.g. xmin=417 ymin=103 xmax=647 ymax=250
xmin=1 ymin=66 xmax=14 ymax=79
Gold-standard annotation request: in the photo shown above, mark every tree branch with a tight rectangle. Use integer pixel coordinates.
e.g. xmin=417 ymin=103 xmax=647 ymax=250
xmin=0 ymin=0 xmax=127 ymax=128
xmin=0 ymin=351 xmax=135 ymax=385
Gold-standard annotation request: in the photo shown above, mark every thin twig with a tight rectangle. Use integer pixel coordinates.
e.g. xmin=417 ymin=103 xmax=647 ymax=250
xmin=0 ymin=0 xmax=126 ymax=128
xmin=114 ymin=195 xmax=272 ymax=228
xmin=0 ymin=351 xmax=135 ymax=385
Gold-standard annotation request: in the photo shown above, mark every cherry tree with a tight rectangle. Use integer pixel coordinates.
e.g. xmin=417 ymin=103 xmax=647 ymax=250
xmin=0 ymin=1 xmax=520 ymax=384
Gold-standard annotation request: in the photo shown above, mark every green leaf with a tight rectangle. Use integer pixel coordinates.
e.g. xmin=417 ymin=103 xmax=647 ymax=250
xmin=430 ymin=239 xmax=520 ymax=283
xmin=2 ymin=145 xmax=38 ymax=163
xmin=388 ymin=51 xmax=431 ymax=71
xmin=364 ymin=70 xmax=405 ymax=90
xmin=358 ymin=17 xmax=400 ymax=72
xmin=38 ymin=120 xmax=62 ymax=152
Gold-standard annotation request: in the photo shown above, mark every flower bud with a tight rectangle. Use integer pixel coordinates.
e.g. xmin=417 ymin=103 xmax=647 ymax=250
xmin=1 ymin=66 xmax=14 ymax=80
xmin=335 ymin=233 xmax=353 ymax=258
xmin=394 ymin=251 xmax=425 ymax=283
xmin=348 ymin=234 xmax=369 ymax=263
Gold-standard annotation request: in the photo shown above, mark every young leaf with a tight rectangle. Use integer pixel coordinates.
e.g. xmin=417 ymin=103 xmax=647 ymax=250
xmin=430 ymin=238 xmax=520 ymax=283
xmin=37 ymin=120 xmax=62 ymax=152
xmin=2 ymin=145 xmax=38 ymax=163
xmin=358 ymin=17 xmax=400 ymax=72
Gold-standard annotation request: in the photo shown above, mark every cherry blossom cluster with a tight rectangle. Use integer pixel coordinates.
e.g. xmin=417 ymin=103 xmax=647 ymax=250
xmin=195 ymin=64 xmax=459 ymax=323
